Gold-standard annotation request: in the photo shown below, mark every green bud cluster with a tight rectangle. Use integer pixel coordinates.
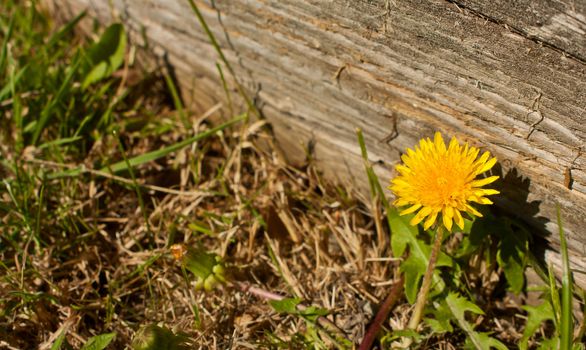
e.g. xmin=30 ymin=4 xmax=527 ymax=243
xmin=181 ymin=247 xmax=227 ymax=291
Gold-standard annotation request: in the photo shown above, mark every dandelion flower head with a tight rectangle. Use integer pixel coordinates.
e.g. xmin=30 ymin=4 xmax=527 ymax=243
xmin=389 ymin=132 xmax=499 ymax=232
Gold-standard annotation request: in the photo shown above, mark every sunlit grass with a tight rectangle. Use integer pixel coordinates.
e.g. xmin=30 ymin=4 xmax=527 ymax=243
xmin=1 ymin=1 xmax=584 ymax=349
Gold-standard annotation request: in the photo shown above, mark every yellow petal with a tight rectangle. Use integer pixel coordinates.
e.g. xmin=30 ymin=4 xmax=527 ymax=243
xmin=476 ymin=157 xmax=497 ymax=174
xmin=396 ymin=164 xmax=411 ymax=175
xmin=410 ymin=206 xmax=432 ymax=226
xmin=467 ymin=147 xmax=480 ymax=162
xmin=442 ymin=212 xmax=453 ymax=232
xmin=400 ymin=203 xmax=422 ymax=215
xmin=480 ymin=189 xmax=500 ymax=196
xmin=394 ymin=198 xmax=411 ymax=207
xmin=471 ymin=176 xmax=499 ymax=187
xmin=454 ymin=209 xmax=465 ymax=230
xmin=423 ymin=210 xmax=439 ymax=230
xmin=474 ymin=197 xmax=493 ymax=205
xmin=465 ymin=204 xmax=483 ymax=217
xmin=474 ymin=151 xmax=490 ymax=168
xmin=448 ymin=136 xmax=459 ymax=153
xmin=443 ymin=206 xmax=454 ymax=220
xmin=391 ymin=178 xmax=410 ymax=187
xmin=434 ymin=132 xmax=446 ymax=154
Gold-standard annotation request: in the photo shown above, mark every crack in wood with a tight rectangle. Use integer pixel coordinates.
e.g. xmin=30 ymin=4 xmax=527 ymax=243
xmin=564 ymin=148 xmax=584 ymax=190
xmin=446 ymin=0 xmax=586 ymax=65
xmin=379 ymin=114 xmax=399 ymax=144
xmin=526 ymin=91 xmax=544 ymax=140
xmin=332 ymin=63 xmax=349 ymax=86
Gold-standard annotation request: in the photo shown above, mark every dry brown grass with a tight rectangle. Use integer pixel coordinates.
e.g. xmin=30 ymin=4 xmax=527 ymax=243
xmin=2 ymin=84 xmax=545 ymax=348
xmin=1 ymin=91 xmax=406 ymax=348
xmin=0 ymin=5 xmax=549 ymax=346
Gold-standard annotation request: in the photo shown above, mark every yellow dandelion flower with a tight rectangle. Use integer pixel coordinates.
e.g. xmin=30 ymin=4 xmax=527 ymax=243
xmin=389 ymin=132 xmax=499 ymax=232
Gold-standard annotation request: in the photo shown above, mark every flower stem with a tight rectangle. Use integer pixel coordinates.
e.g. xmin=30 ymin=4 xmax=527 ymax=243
xmin=407 ymin=225 xmax=444 ymax=330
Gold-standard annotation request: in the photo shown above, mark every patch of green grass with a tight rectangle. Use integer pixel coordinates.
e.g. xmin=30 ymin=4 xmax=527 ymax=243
xmin=0 ymin=1 xmax=245 ymax=348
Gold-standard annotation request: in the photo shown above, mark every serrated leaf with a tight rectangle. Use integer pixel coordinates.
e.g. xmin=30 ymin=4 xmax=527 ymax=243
xmin=537 ymin=338 xmax=559 ymax=350
xmin=269 ymin=297 xmax=302 ymax=314
xmin=447 ymin=292 xmax=484 ymax=319
xmin=456 ymin=217 xmax=491 ymax=258
xmin=496 ymin=220 xmax=528 ymax=294
xmin=519 ymin=302 xmax=554 ymax=350
xmin=389 ymin=206 xmax=416 ymax=258
xmin=446 ymin=293 xmax=507 ymax=350
xmin=389 ymin=207 xmax=453 ymax=303
xmin=464 ymin=333 xmax=508 ymax=350
xmin=426 ymin=301 xmax=454 ymax=333
xmin=467 ymin=217 xmax=529 ymax=294
xmin=80 ymin=332 xmax=116 ymax=350
xmin=82 ymin=23 xmax=126 ymax=88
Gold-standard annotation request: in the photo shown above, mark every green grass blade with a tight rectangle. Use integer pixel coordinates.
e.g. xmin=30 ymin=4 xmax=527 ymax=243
xmin=8 ymin=56 xmax=24 ymax=150
xmin=50 ymin=328 xmax=67 ymax=350
xmin=216 ymin=62 xmax=233 ymax=115
xmin=101 ymin=113 xmax=246 ymax=173
xmin=576 ymin=291 xmax=586 ymax=343
xmin=79 ymin=332 xmax=116 ymax=350
xmin=558 ymin=205 xmax=573 ymax=350
xmin=47 ymin=113 xmax=246 ymax=179
xmin=186 ymin=0 xmax=258 ymax=119
xmin=46 ymin=11 xmax=86 ymax=49
xmin=0 ymin=64 xmax=28 ymax=102
xmin=548 ymin=262 xmax=561 ymax=329
xmin=163 ymin=74 xmax=189 ymax=129
xmin=31 ymin=61 xmax=80 ymax=145
xmin=38 ymin=136 xmax=83 ymax=149
xmin=0 ymin=14 xmax=15 ymax=72
xmin=114 ymin=130 xmax=149 ymax=247
xmin=356 ymin=128 xmax=379 ymax=199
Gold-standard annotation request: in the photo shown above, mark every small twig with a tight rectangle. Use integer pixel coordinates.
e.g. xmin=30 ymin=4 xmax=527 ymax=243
xmin=358 ymin=275 xmax=405 ymax=350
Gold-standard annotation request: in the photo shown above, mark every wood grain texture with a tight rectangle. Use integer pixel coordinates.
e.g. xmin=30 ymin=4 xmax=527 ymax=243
xmin=48 ymin=0 xmax=586 ymax=288
xmin=453 ymin=0 xmax=586 ymax=62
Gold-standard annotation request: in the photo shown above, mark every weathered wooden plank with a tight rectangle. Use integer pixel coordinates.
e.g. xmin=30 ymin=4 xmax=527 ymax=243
xmin=48 ymin=0 xmax=586 ymax=288
xmin=454 ymin=0 xmax=586 ymax=62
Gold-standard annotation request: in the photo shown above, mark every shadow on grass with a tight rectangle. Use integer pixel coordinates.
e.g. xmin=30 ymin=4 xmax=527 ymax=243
xmin=492 ymin=165 xmax=550 ymax=270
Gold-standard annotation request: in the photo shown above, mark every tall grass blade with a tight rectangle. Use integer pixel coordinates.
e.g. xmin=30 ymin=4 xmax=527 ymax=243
xmin=38 ymin=136 xmax=83 ymax=149
xmin=186 ymin=0 xmax=258 ymax=119
xmin=0 ymin=64 xmax=27 ymax=101
xmin=46 ymin=11 xmax=86 ymax=49
xmin=31 ymin=61 xmax=79 ymax=145
xmin=164 ymin=74 xmax=189 ymax=129
xmin=216 ymin=62 xmax=233 ymax=116
xmin=557 ymin=205 xmax=573 ymax=350
xmin=49 ymin=329 xmax=67 ymax=350
xmin=0 ymin=15 xmax=15 ymax=72
xmin=356 ymin=128 xmax=378 ymax=199
xmin=547 ymin=263 xmax=561 ymax=330
xmin=48 ymin=113 xmax=246 ymax=179
xmin=114 ymin=130 xmax=148 ymax=249
xmin=102 ymin=113 xmax=246 ymax=173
